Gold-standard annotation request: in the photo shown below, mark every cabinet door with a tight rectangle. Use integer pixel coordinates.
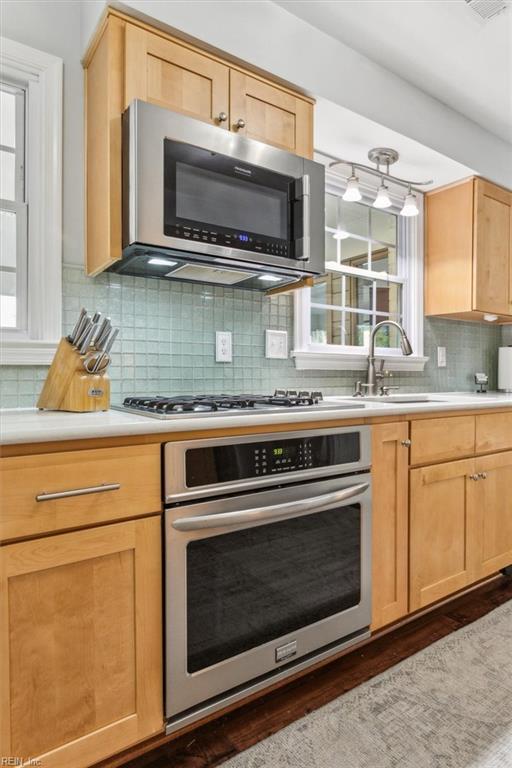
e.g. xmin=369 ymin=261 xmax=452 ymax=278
xmin=410 ymin=459 xmax=477 ymax=611
xmin=230 ymin=70 xmax=313 ymax=158
xmin=0 ymin=517 xmax=162 ymax=767
xmin=474 ymin=451 xmax=512 ymax=578
xmin=85 ymin=14 xmax=125 ymax=275
xmin=371 ymin=422 xmax=409 ymax=630
xmin=124 ymin=24 xmax=229 ymax=126
xmin=473 ymin=179 xmax=512 ymax=316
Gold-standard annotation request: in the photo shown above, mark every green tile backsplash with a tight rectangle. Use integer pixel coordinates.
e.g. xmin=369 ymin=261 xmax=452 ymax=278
xmin=0 ymin=265 xmax=503 ymax=408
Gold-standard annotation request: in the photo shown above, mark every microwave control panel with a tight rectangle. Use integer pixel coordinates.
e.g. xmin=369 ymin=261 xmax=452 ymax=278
xmin=165 ymin=223 xmax=289 ymax=258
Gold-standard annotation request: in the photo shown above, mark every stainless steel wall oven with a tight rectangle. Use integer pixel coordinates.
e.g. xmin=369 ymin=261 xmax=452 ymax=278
xmin=164 ymin=427 xmax=372 ymax=733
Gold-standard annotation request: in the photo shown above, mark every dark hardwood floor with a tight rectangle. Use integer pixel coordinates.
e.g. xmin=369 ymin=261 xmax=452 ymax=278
xmin=95 ymin=575 xmax=512 ymax=768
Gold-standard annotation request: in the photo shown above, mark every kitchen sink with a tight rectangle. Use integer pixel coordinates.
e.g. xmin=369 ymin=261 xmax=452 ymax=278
xmin=362 ymin=394 xmax=443 ymax=403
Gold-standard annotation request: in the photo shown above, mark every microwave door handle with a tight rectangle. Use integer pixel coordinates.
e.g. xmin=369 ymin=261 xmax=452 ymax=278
xmin=171 ymin=482 xmax=369 ymax=531
xmin=296 ymin=173 xmax=310 ymax=261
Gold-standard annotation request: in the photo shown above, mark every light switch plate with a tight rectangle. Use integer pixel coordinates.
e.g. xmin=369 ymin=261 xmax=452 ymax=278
xmin=216 ymin=331 xmax=232 ymax=362
xmin=437 ymin=346 xmax=447 ymax=368
xmin=265 ymin=330 xmax=288 ymax=359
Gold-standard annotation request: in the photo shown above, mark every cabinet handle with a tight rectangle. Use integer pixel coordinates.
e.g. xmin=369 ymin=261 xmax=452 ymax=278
xmin=401 ymin=439 xmax=411 ymax=447
xmin=478 ymin=472 xmax=488 ymax=480
xmin=468 ymin=474 xmax=480 ymax=481
xmin=217 ymin=111 xmax=228 ymax=123
xmin=36 ymin=483 xmax=121 ymax=502
xmin=234 ymin=118 xmax=246 ymax=130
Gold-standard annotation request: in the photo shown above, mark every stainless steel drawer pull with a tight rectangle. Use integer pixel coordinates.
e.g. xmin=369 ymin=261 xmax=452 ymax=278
xmin=172 ymin=482 xmax=369 ymax=531
xmin=35 ymin=483 xmax=121 ymax=502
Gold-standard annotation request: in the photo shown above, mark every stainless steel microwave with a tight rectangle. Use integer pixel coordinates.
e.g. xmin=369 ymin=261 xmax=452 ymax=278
xmin=116 ymin=100 xmax=325 ymax=290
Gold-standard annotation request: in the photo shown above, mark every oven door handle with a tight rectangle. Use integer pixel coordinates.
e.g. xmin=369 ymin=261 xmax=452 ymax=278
xmin=171 ymin=482 xmax=369 ymax=531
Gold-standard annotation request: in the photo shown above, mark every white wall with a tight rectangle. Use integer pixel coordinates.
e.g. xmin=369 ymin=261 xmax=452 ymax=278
xmin=2 ymin=0 xmax=84 ymax=266
xmin=81 ymin=0 xmax=512 ymax=189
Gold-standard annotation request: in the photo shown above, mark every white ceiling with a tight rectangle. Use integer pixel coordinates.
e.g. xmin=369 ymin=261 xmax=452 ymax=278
xmin=275 ymin=0 xmax=512 ymax=144
xmin=315 ymin=98 xmax=476 ymax=189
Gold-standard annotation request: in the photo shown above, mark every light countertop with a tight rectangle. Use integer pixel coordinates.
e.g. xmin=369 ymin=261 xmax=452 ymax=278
xmin=1 ymin=392 xmax=512 ymax=446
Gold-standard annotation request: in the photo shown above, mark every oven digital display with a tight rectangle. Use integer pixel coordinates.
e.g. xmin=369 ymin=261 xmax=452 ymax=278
xmin=185 ymin=433 xmax=360 ymax=487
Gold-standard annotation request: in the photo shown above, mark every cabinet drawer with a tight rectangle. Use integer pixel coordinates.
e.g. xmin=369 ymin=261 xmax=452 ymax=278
xmin=475 ymin=412 xmax=512 ymax=454
xmin=410 ymin=416 xmax=475 ymax=465
xmin=0 ymin=445 xmax=161 ymax=542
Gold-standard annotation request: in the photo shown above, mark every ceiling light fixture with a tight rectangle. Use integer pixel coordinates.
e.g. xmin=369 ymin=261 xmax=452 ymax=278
xmin=400 ymin=186 xmax=419 ymax=217
xmin=342 ymin=167 xmax=362 ymax=202
xmin=328 ymin=147 xmax=433 ymax=217
xmin=258 ymin=274 xmax=282 ymax=282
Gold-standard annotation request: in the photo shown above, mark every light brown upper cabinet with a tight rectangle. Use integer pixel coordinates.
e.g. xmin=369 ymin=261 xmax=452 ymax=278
xmin=425 ymin=177 xmax=512 ymax=322
xmin=83 ymin=10 xmax=314 ymax=276
xmin=124 ymin=25 xmax=230 ymax=126
xmin=230 ymin=71 xmax=313 ymax=156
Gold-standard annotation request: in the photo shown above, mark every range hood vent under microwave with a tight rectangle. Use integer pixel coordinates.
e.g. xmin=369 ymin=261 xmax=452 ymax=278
xmin=115 ymin=100 xmax=325 ymax=291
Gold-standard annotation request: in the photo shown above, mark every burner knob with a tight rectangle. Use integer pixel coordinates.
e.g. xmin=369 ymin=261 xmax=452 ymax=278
xmin=311 ymin=391 xmax=323 ymax=402
xmin=274 ymin=389 xmax=287 ymax=397
xmin=286 ymin=390 xmax=297 ymax=397
xmin=298 ymin=390 xmax=311 ymax=398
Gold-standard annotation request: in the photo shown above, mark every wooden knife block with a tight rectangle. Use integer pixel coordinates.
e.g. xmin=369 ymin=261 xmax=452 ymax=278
xmin=37 ymin=338 xmax=110 ymax=412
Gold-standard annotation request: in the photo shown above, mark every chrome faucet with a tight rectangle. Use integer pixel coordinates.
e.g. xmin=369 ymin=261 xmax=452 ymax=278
xmin=359 ymin=320 xmax=413 ymax=396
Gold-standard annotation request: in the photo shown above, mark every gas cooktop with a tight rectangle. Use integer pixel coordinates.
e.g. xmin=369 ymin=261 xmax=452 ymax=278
xmin=114 ymin=392 xmax=365 ymax=419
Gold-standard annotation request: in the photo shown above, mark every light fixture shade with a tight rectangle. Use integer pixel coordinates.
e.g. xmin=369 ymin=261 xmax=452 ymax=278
xmin=400 ymin=191 xmax=419 ymax=217
xmin=342 ymin=175 xmax=362 ymax=202
xmin=373 ymin=182 xmax=392 ymax=209
xmin=332 ymin=230 xmax=350 ymax=240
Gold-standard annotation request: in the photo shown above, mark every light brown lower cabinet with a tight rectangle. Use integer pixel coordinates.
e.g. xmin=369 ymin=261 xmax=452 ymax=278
xmin=409 ymin=459 xmax=478 ymax=611
xmin=473 ymin=451 xmax=512 ymax=579
xmin=371 ymin=422 xmax=409 ymax=630
xmin=0 ymin=516 xmax=163 ymax=767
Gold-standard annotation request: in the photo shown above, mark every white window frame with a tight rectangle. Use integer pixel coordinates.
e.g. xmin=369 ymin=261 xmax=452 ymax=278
xmin=293 ymin=172 xmax=428 ymax=372
xmin=0 ymin=37 xmax=62 ymax=365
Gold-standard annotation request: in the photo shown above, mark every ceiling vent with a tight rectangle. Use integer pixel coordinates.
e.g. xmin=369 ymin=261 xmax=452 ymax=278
xmin=465 ymin=0 xmax=510 ymax=21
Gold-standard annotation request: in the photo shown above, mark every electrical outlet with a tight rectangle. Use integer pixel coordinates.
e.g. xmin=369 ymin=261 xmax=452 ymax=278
xmin=265 ymin=330 xmax=288 ymax=359
xmin=437 ymin=346 xmax=447 ymax=368
xmin=215 ymin=331 xmax=232 ymax=362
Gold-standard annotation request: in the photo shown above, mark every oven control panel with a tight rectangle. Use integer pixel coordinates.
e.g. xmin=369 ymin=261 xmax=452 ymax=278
xmin=185 ymin=433 xmax=361 ymax=488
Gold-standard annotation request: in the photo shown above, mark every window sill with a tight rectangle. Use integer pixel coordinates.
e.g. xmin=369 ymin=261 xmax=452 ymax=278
xmin=0 ymin=338 xmax=57 ymax=365
xmin=292 ymin=349 xmax=429 ymax=372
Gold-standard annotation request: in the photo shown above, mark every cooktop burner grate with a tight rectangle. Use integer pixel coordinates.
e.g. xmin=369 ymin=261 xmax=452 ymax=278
xmin=121 ymin=392 xmax=324 ymax=415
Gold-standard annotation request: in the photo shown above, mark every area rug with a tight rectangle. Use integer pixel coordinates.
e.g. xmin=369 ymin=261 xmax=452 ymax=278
xmin=222 ymin=601 xmax=512 ymax=768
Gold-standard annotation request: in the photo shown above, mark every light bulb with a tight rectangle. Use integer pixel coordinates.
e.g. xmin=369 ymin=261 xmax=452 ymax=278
xmin=258 ymin=274 xmax=282 ymax=282
xmin=373 ymin=182 xmax=392 ymax=209
xmin=400 ymin=188 xmax=419 ymax=217
xmin=343 ymin=174 xmax=362 ymax=202
xmin=332 ymin=230 xmax=350 ymax=240
xmin=148 ymin=257 xmax=178 ymax=267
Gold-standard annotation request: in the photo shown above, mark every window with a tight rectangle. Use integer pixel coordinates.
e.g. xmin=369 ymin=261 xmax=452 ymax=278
xmin=0 ymin=38 xmax=62 ymax=365
xmin=293 ymin=172 xmax=427 ymax=371
xmin=1 ymin=81 xmax=27 ymax=329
